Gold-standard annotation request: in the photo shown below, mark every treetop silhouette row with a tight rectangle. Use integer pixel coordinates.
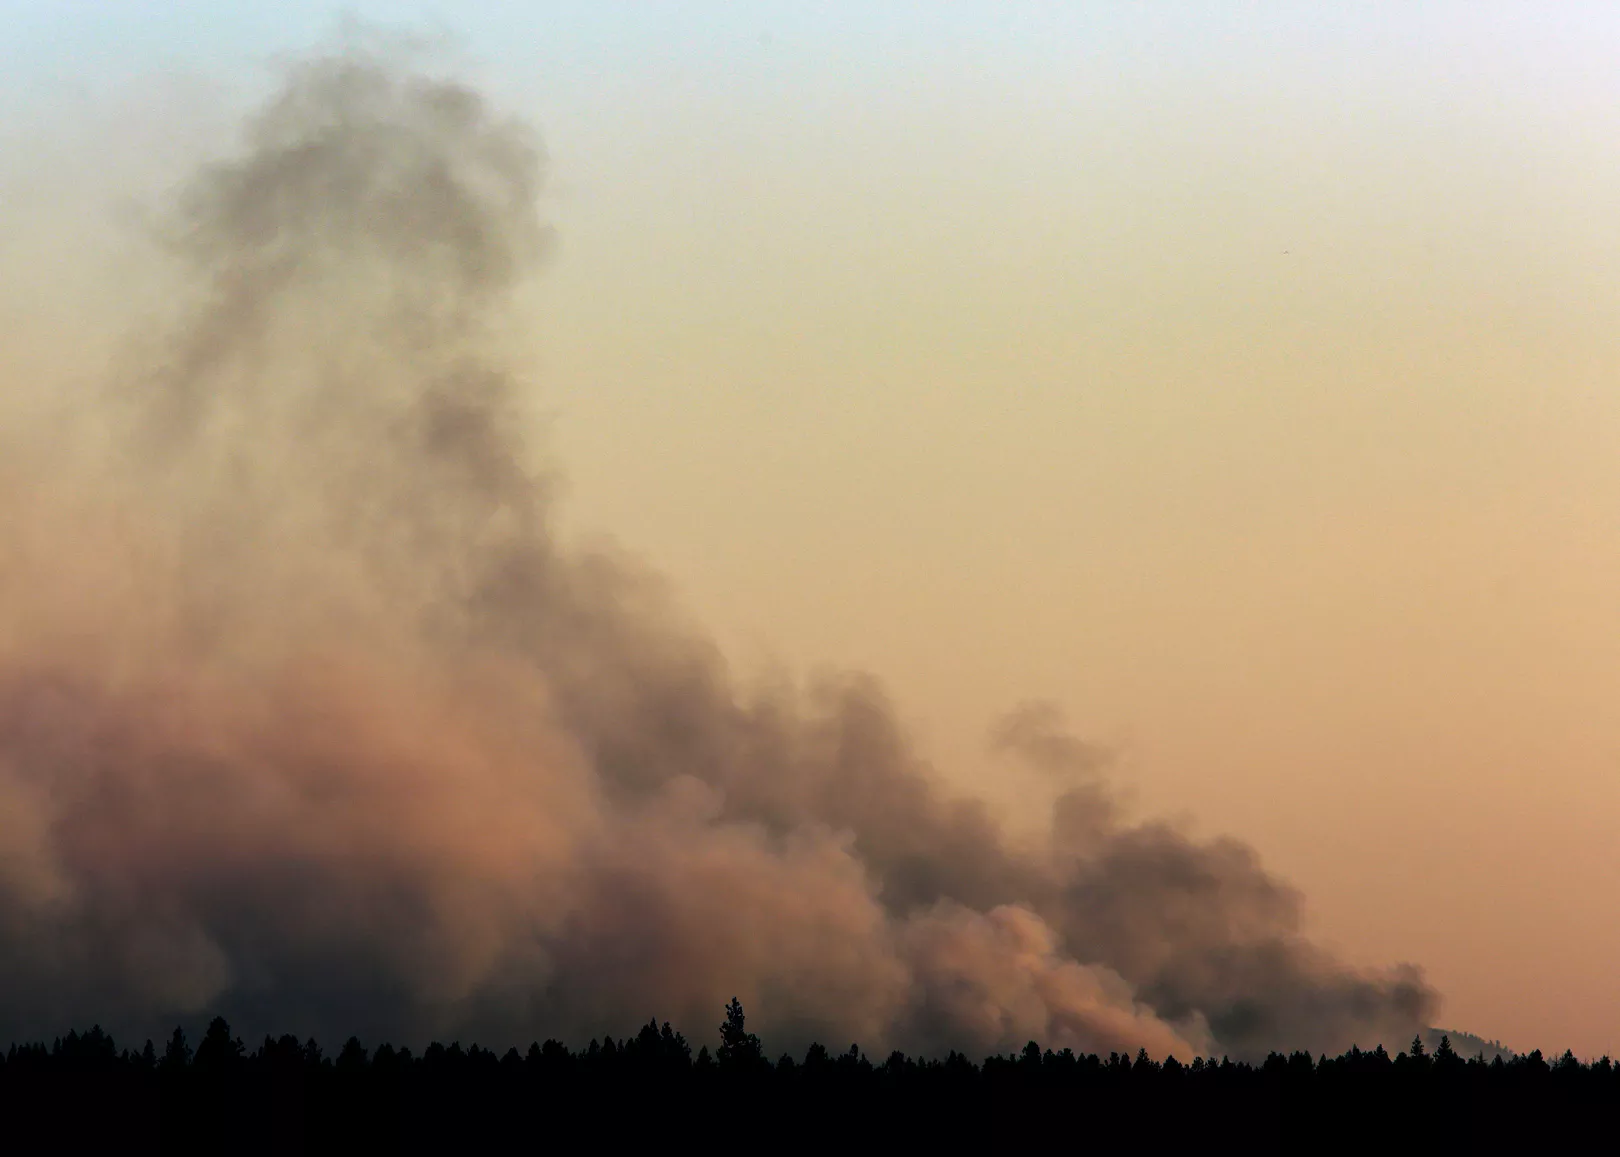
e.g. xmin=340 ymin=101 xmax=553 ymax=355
xmin=4 ymin=1000 xmax=1615 ymax=1149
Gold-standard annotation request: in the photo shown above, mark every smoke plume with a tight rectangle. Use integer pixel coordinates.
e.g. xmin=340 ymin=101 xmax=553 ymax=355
xmin=0 ymin=50 xmax=1434 ymax=1059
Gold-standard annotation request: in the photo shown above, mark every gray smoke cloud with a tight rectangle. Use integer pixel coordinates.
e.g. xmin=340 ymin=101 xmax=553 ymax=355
xmin=0 ymin=50 xmax=1434 ymax=1060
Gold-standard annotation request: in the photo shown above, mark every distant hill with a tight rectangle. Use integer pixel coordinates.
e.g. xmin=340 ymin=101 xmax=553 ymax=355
xmin=1424 ymin=1027 xmax=1516 ymax=1062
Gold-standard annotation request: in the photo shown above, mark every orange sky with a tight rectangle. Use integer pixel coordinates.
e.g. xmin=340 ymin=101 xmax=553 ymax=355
xmin=4 ymin=4 xmax=1619 ymax=1056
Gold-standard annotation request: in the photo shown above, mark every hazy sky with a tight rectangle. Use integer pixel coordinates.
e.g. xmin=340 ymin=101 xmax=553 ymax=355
xmin=4 ymin=3 xmax=1620 ymax=1055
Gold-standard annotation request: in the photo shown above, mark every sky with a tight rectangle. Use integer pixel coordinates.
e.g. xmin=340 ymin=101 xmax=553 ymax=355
xmin=2 ymin=2 xmax=1619 ymax=1056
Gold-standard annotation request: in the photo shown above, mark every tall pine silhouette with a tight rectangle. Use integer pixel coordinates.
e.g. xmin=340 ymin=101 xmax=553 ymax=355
xmin=716 ymin=998 xmax=764 ymax=1072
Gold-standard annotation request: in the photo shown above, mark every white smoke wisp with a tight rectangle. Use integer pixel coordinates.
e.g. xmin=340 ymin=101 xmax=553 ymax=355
xmin=0 ymin=50 xmax=1434 ymax=1060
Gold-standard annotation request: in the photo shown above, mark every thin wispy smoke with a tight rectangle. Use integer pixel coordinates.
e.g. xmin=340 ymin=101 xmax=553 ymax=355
xmin=0 ymin=50 xmax=1434 ymax=1059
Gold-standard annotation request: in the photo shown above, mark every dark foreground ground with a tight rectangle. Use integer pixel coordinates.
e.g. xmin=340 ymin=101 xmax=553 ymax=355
xmin=4 ymin=1020 xmax=1613 ymax=1151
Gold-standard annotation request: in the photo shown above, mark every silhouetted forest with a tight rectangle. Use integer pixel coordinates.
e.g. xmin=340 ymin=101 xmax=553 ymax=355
xmin=2 ymin=1000 xmax=1610 ymax=1150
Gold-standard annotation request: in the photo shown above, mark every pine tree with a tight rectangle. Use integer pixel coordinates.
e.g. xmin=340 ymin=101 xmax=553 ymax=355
xmin=717 ymin=997 xmax=764 ymax=1072
xmin=161 ymin=1026 xmax=192 ymax=1072
xmin=194 ymin=1017 xmax=244 ymax=1071
xmin=1435 ymin=1034 xmax=1460 ymax=1071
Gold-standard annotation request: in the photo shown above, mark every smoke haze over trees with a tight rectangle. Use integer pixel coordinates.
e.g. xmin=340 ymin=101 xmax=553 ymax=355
xmin=0 ymin=44 xmax=1433 ymax=1061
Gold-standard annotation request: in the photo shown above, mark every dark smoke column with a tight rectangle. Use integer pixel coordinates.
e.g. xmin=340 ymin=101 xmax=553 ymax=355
xmin=0 ymin=45 xmax=1435 ymax=1060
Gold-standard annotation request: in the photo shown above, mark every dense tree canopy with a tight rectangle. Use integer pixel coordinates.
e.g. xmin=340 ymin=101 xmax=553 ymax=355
xmin=2 ymin=1005 xmax=1609 ymax=1150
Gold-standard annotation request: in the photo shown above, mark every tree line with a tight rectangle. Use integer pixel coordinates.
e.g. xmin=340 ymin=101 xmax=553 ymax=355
xmin=2 ymin=999 xmax=1611 ymax=1149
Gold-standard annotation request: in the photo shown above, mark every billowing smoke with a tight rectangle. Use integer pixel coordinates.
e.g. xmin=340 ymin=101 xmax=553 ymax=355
xmin=0 ymin=51 xmax=1433 ymax=1060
